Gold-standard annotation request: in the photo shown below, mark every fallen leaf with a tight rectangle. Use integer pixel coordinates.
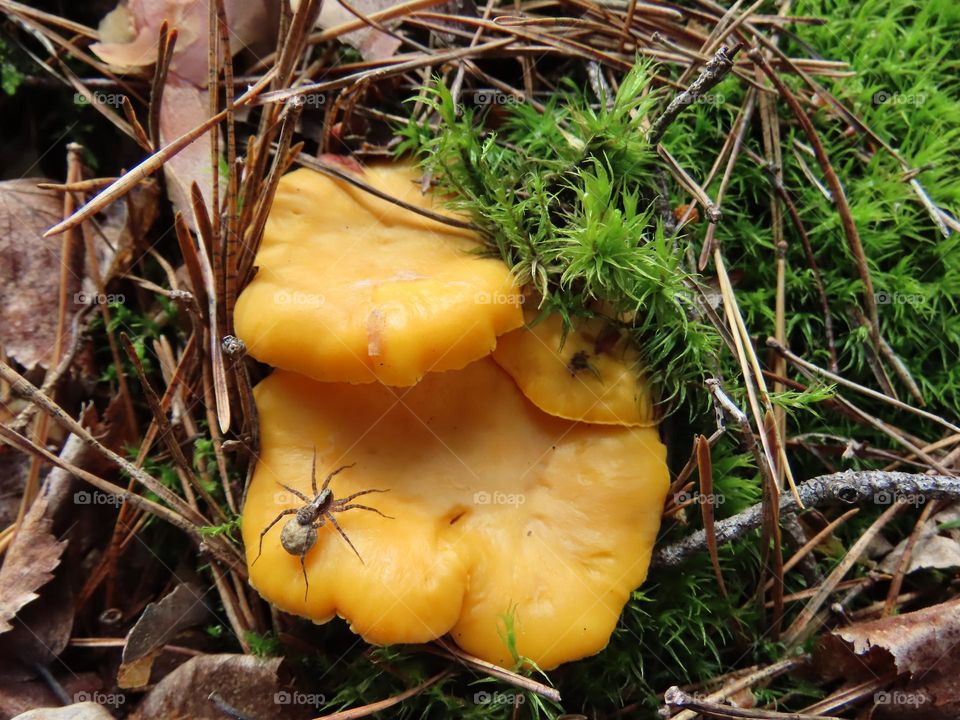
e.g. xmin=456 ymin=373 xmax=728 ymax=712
xmin=313 ymin=0 xmax=402 ymax=61
xmin=0 ymin=448 xmax=29 ymax=532
xmin=0 ymin=181 xmax=81 ymax=370
xmin=880 ymin=506 xmax=960 ymax=574
xmin=12 ymin=703 xmax=115 ymax=720
xmin=90 ymin=1 xmax=279 ymax=223
xmin=0 ymin=673 xmax=103 ymax=720
xmin=157 ymin=80 xmax=216 ymax=228
xmin=91 ymin=0 xmax=277 ymax=87
xmin=818 ymin=598 xmax=960 ymax=718
xmin=119 ymin=582 xmax=211 ymax=689
xmin=0 ymin=489 xmax=68 ymax=635
xmin=129 ymin=654 xmax=311 ymax=720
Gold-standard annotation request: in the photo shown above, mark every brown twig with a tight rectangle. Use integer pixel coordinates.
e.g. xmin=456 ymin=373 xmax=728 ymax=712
xmin=653 ymin=470 xmax=960 ymax=567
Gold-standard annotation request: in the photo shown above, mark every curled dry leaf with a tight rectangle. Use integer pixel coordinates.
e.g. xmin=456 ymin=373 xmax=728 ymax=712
xmin=128 ymin=654 xmax=311 ymax=720
xmin=819 ymin=598 xmax=960 ymax=718
xmin=91 ymin=1 xmax=276 ymax=86
xmin=119 ymin=582 xmax=211 ymax=689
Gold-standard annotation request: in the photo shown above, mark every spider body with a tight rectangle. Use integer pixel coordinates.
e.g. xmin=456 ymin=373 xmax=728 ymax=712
xmin=253 ymin=452 xmax=392 ymax=599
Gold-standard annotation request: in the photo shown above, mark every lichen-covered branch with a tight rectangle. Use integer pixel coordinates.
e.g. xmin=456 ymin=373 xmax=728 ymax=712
xmin=653 ymin=471 xmax=960 ymax=567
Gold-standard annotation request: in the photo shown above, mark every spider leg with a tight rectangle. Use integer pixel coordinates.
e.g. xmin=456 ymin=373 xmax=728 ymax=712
xmin=326 ymin=513 xmax=365 ymax=564
xmin=336 ymin=503 xmax=394 ymax=520
xmin=336 ymin=488 xmax=390 ymax=504
xmin=300 ymin=552 xmax=309 ymax=601
xmin=254 ymin=508 xmax=298 ymax=563
xmin=320 ymin=463 xmax=356 ymax=493
xmin=276 ymin=482 xmax=310 ymax=504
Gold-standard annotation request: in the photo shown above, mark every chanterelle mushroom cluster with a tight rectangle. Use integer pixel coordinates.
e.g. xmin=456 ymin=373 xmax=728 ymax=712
xmin=236 ymin=162 xmax=669 ymax=669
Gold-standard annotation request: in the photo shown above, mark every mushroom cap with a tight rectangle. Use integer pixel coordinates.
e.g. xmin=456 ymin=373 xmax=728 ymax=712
xmin=234 ymin=164 xmax=524 ymax=386
xmin=241 ymin=357 xmax=668 ymax=669
xmin=493 ymin=312 xmax=657 ymax=426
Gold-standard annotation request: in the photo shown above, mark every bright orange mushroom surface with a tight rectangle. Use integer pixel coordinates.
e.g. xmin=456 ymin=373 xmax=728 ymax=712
xmin=241 ymin=357 xmax=669 ymax=669
xmin=234 ymin=164 xmax=524 ymax=386
xmin=493 ymin=311 xmax=657 ymax=426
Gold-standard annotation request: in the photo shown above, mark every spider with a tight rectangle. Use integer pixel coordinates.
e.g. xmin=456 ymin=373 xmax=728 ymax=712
xmin=253 ymin=451 xmax=392 ymax=599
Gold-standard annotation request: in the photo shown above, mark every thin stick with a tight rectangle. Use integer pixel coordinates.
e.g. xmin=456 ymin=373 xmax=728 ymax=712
xmin=784 ymin=499 xmax=905 ymax=644
xmin=667 ymin=655 xmax=807 ymax=720
xmin=43 ymin=74 xmax=275 ymax=238
xmin=665 ymin=685 xmax=841 ymax=719
xmin=648 ymin=43 xmax=740 ymax=144
xmin=0 ymin=423 xmax=241 ymax=573
xmin=431 ymin=639 xmax=561 ymax=702
xmin=315 ymin=671 xmax=451 ymax=720
xmin=0 ymin=358 xmax=205 ymax=525
xmin=767 ymin=338 xmax=960 ymax=435
xmin=653 ymin=470 xmax=960 ymax=567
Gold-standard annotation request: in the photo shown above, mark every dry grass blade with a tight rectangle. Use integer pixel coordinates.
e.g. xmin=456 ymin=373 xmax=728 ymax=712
xmin=119 ymin=333 xmax=227 ymax=523
xmin=783 ymin=500 xmax=905 ymax=645
xmin=292 ymin=152 xmax=475 ymax=230
xmin=0 ymin=358 xmax=204 ymax=525
xmin=148 ymin=23 xmax=178 ymax=151
xmin=314 ymin=670 xmax=451 ymax=720
xmin=190 ymin=184 xmax=231 ymax=434
xmin=0 ymin=423 xmax=242 ymax=573
xmin=432 ymin=639 xmax=562 ymax=702
xmin=665 ymin=685 xmax=842 ymax=719
xmin=747 ymin=49 xmax=887 ymax=372
xmin=667 ymin=654 xmax=808 ymax=720
xmin=43 ymin=75 xmax=274 ymax=238
xmin=697 ymin=434 xmax=727 ymax=597
xmin=767 ymin=338 xmax=958 ymax=434
xmin=763 ymin=507 xmax=859 ymax=593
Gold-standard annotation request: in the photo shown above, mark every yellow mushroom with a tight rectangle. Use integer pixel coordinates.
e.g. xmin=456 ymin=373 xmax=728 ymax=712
xmin=241 ymin=357 xmax=669 ymax=669
xmin=493 ymin=311 xmax=657 ymax=426
xmin=234 ymin=163 xmax=524 ymax=386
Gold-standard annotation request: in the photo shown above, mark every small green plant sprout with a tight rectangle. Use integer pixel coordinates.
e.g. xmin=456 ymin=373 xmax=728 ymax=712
xmin=244 ymin=630 xmax=281 ymax=658
xmin=253 ymin=450 xmax=393 ymax=600
xmin=200 ymin=515 xmax=241 ymax=544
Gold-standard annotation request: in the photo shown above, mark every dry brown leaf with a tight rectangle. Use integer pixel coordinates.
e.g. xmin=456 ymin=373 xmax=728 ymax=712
xmin=0 ymin=449 xmax=29 ymax=533
xmin=90 ymin=1 xmax=278 ymax=223
xmin=157 ymin=81 xmax=216 ymax=227
xmin=91 ymin=1 xmax=277 ymax=86
xmin=0 ymin=181 xmax=81 ymax=370
xmin=11 ymin=703 xmax=115 ymax=720
xmin=118 ymin=582 xmax=211 ymax=689
xmin=818 ymin=598 xmax=960 ymax=718
xmin=0 ymin=489 xmax=68 ymax=635
xmin=313 ymin=0 xmax=403 ymax=61
xmin=0 ymin=673 xmax=102 ymax=720
xmin=129 ymin=654 xmax=311 ymax=720
xmin=879 ymin=506 xmax=960 ymax=574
